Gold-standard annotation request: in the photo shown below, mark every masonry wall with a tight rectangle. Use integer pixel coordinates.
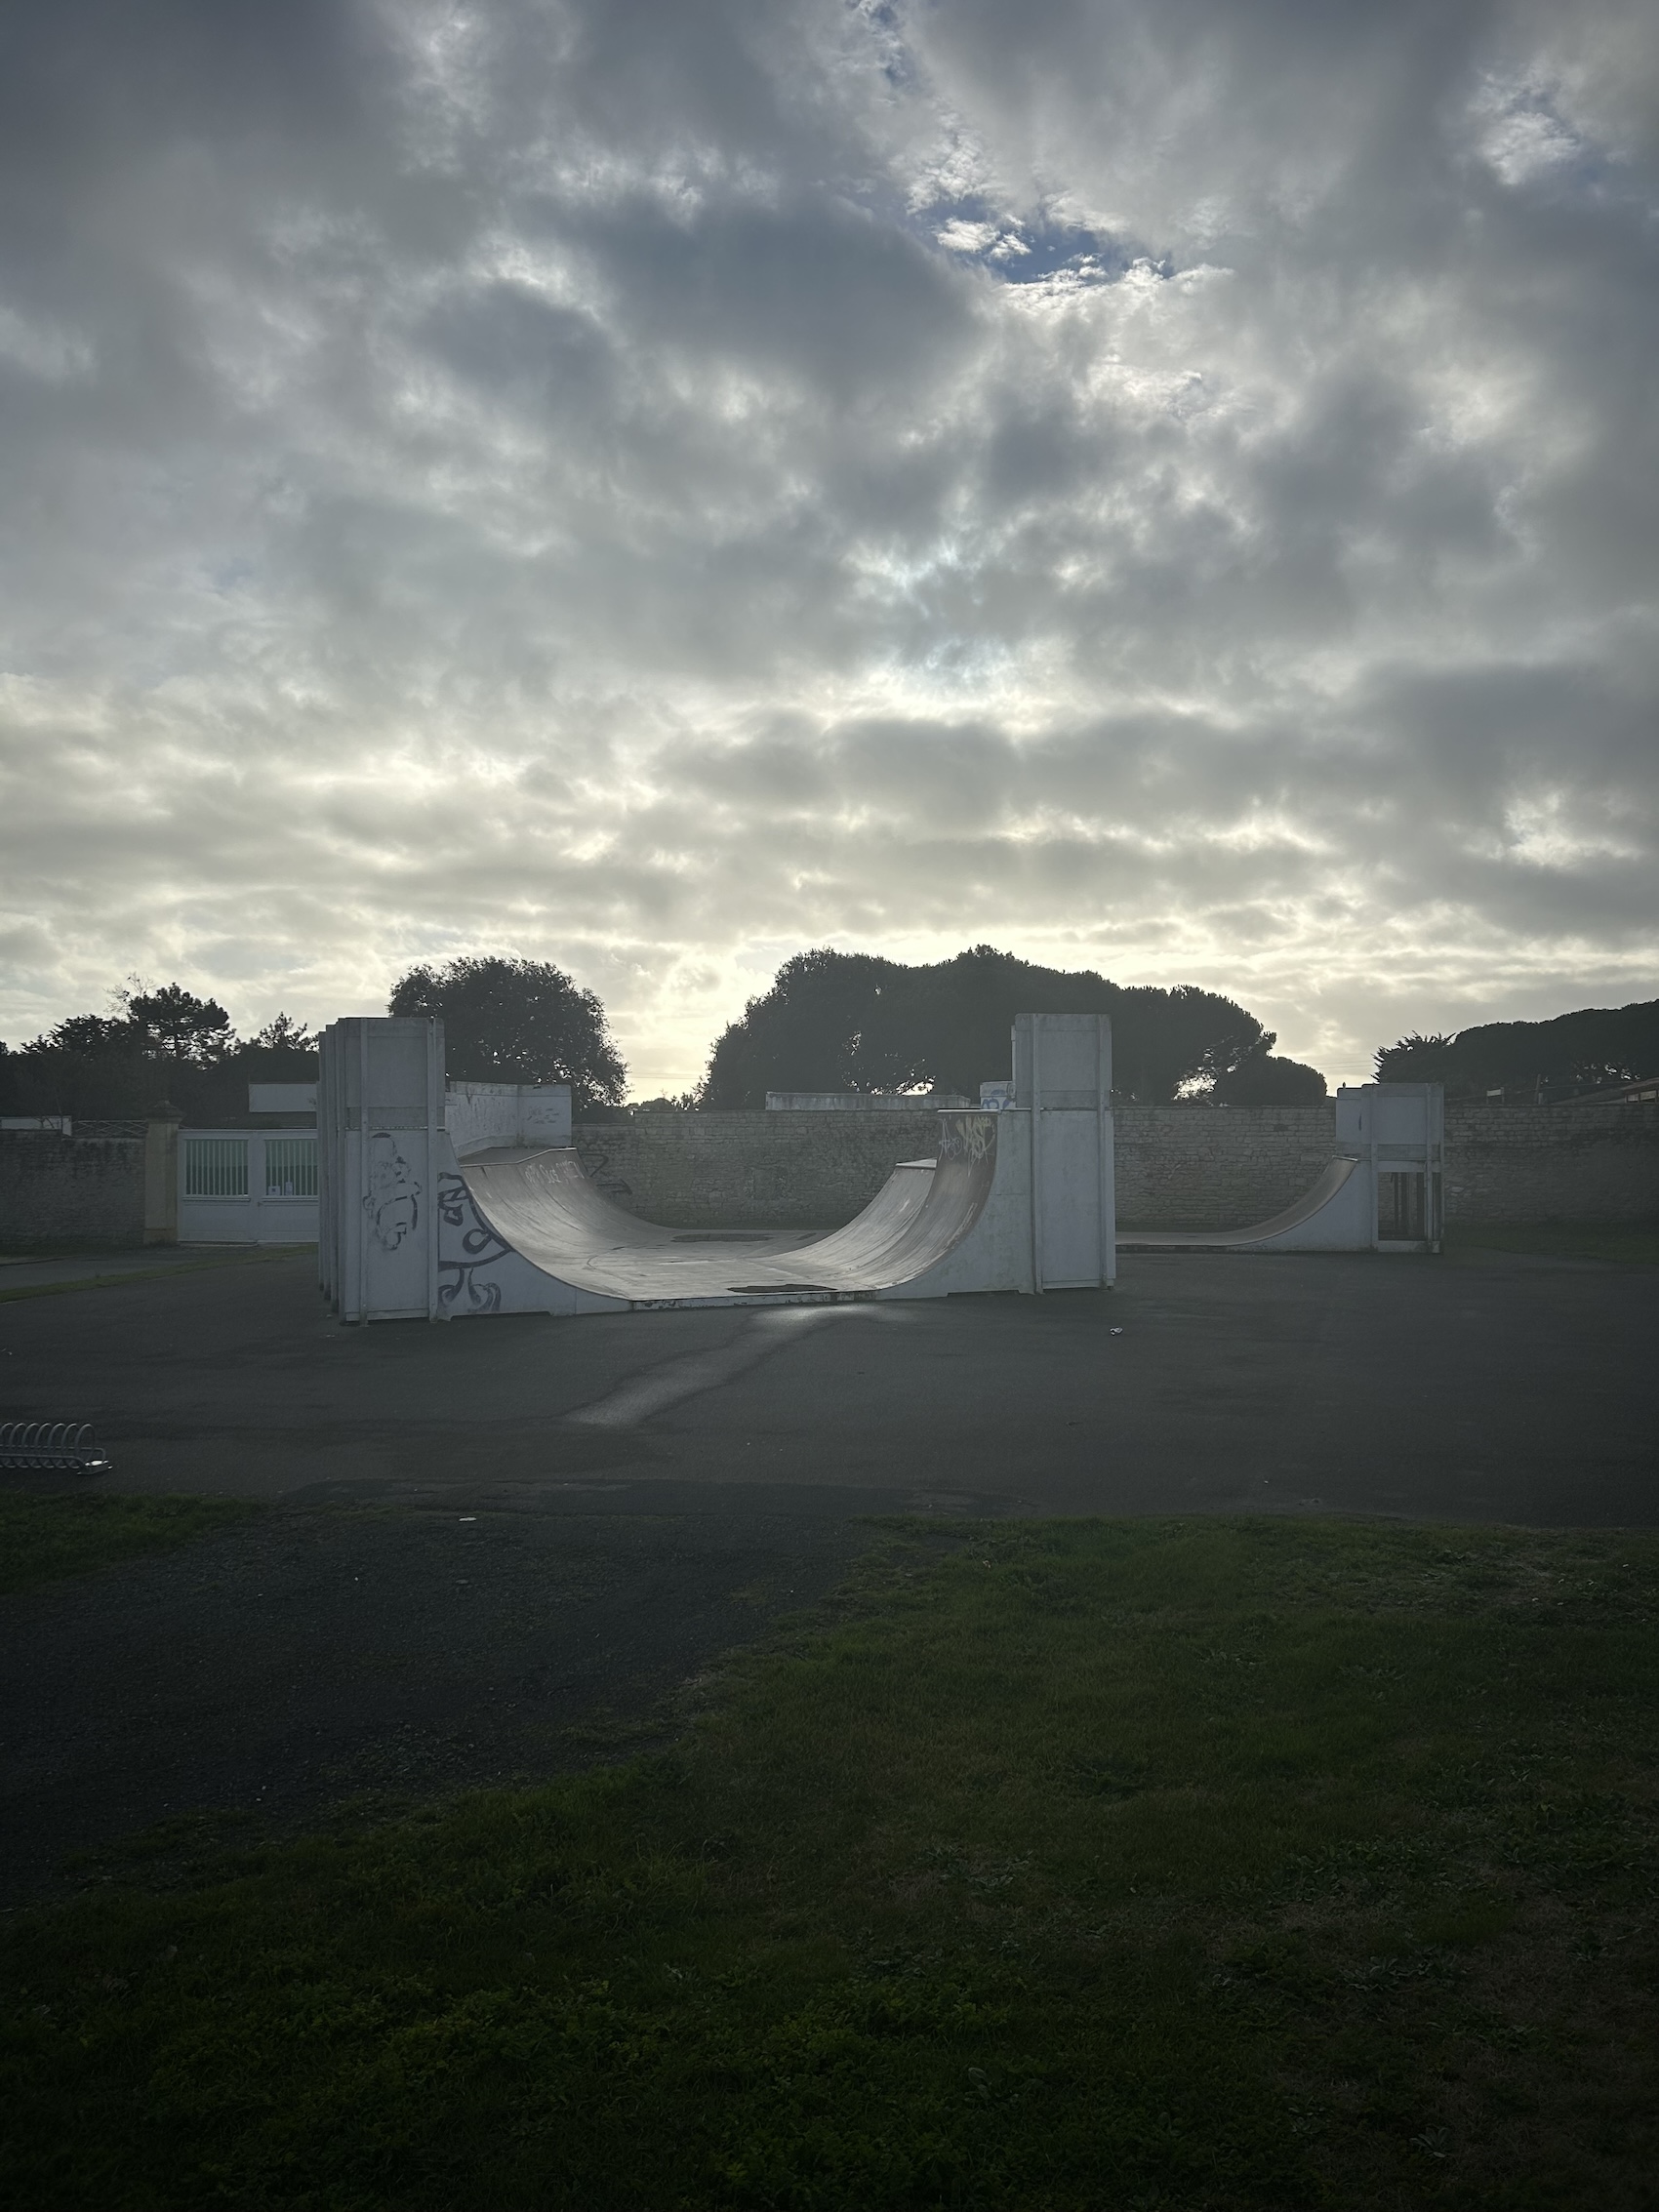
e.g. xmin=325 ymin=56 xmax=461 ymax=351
xmin=6 ymin=1101 xmax=1654 ymax=1248
xmin=573 ymin=1102 xmax=1659 ymax=1232
xmin=1114 ymin=1103 xmax=1659 ymax=1227
xmin=574 ymin=1111 xmax=942 ymax=1229
xmin=0 ymin=1129 xmax=149 ymax=1246
xmin=1114 ymin=1106 xmax=1337 ymax=1228
xmin=1443 ymin=1102 xmax=1659 ymax=1224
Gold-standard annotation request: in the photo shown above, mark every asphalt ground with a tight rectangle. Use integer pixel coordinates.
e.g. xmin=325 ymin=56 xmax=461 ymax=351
xmin=2 ymin=1244 xmax=1655 ymax=1901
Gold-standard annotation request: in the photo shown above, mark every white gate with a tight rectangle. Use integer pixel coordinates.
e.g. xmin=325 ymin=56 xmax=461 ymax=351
xmin=178 ymin=1128 xmax=320 ymax=1244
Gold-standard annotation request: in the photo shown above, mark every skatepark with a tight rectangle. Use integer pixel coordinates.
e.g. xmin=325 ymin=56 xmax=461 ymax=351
xmin=1 ymin=1016 xmax=1651 ymax=1898
xmin=317 ymin=1013 xmax=1442 ymax=1323
xmin=4 ymin=1042 xmax=1657 ymax=2212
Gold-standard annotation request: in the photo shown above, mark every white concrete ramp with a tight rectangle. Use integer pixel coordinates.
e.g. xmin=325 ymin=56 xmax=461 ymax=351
xmin=1117 ymin=1083 xmax=1444 ymax=1255
xmin=453 ymin=1117 xmax=1002 ymax=1309
xmin=1117 ymin=1156 xmax=1371 ymax=1253
xmin=318 ymin=1014 xmax=1116 ymax=1321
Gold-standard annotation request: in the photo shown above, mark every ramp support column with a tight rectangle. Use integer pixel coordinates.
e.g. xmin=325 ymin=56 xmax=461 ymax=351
xmin=318 ymin=1016 xmax=450 ymax=1323
xmin=1012 ymin=1013 xmax=1115 ymax=1291
xmin=1029 ymin=1020 xmax=1044 ymax=1293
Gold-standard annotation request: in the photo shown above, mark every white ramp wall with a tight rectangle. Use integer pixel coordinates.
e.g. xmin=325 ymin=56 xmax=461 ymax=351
xmin=445 ymin=1081 xmax=572 ymax=1157
xmin=320 ymin=1021 xmax=592 ymax=1321
xmin=319 ymin=1019 xmax=447 ymax=1321
xmin=1335 ymin=1082 xmax=1445 ymax=1252
xmin=1011 ymin=1013 xmax=1116 ymax=1290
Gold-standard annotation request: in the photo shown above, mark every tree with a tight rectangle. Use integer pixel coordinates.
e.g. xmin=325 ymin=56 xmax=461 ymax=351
xmin=252 ymin=1012 xmax=316 ymax=1053
xmin=1372 ymin=1032 xmax=1454 ymax=1083
xmin=699 ymin=949 xmax=897 ymax=1106
xmin=22 ymin=1012 xmax=142 ymax=1059
xmin=124 ymin=984 xmax=235 ymax=1063
xmin=2 ymin=983 xmax=240 ymax=1118
xmin=2 ymin=984 xmax=323 ymax=1122
xmin=697 ymin=946 xmax=1282 ymax=1107
xmin=388 ymin=956 xmax=627 ymax=1110
xmin=18 ymin=987 xmax=236 ymax=1066
xmin=1212 ymin=1054 xmax=1328 ymax=1107
xmin=1374 ymin=1002 xmax=1659 ymax=1100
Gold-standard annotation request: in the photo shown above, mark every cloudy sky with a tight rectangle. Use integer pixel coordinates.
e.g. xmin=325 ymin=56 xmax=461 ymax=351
xmin=2 ymin=0 xmax=1655 ymax=1092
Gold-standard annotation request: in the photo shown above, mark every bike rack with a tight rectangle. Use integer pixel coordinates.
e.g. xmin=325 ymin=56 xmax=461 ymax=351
xmin=0 ymin=1422 xmax=112 ymax=1472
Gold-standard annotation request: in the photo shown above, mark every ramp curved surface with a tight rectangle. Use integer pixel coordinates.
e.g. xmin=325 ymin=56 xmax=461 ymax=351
xmin=1116 ymin=1155 xmax=1370 ymax=1253
xmin=457 ymin=1114 xmax=1005 ymax=1307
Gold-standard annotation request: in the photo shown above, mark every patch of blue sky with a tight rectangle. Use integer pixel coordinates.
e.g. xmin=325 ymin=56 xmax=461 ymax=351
xmin=917 ymin=198 xmax=1153 ymax=287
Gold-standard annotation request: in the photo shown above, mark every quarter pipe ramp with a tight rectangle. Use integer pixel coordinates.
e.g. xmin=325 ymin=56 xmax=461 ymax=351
xmin=1116 ymin=1155 xmax=1370 ymax=1253
xmin=1116 ymin=1083 xmax=1444 ymax=1255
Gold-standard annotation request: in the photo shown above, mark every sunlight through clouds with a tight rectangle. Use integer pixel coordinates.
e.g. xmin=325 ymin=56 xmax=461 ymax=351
xmin=0 ymin=0 xmax=1654 ymax=1089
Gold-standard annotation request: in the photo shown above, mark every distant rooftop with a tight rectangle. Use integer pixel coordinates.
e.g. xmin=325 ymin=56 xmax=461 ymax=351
xmin=1558 ymin=1074 xmax=1659 ymax=1106
xmin=248 ymin=1082 xmax=317 ymax=1114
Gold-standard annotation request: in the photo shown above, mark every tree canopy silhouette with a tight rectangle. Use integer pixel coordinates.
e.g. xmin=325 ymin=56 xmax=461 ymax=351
xmin=0 ymin=983 xmax=316 ymax=1121
xmin=698 ymin=946 xmax=1283 ymax=1107
xmin=123 ymin=984 xmax=234 ymax=1063
xmin=388 ymin=956 xmax=626 ymax=1110
xmin=1374 ymin=1000 xmax=1659 ymax=1100
xmin=1212 ymin=1053 xmax=1327 ymax=1107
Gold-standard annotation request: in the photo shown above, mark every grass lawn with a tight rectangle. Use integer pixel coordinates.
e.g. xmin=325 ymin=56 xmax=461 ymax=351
xmin=0 ymin=1245 xmax=311 ymax=1305
xmin=1446 ymin=1221 xmax=1659 ymax=1265
xmin=0 ymin=1490 xmax=262 ymax=1593
xmin=2 ymin=1517 xmax=1655 ymax=2209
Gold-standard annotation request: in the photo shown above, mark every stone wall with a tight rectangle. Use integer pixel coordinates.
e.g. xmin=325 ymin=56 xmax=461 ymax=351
xmin=1444 ymin=1102 xmax=1659 ymax=1224
xmin=1114 ymin=1106 xmax=1337 ymax=1228
xmin=1116 ymin=1103 xmax=1659 ymax=1227
xmin=8 ymin=1102 xmax=1653 ymax=1248
xmin=574 ymin=1102 xmax=1659 ymax=1232
xmin=0 ymin=1129 xmax=149 ymax=1246
xmin=575 ymin=1111 xmax=942 ymax=1229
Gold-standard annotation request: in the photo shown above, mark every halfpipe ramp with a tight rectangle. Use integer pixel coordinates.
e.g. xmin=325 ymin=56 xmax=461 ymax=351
xmin=318 ymin=1014 xmax=1116 ymax=1320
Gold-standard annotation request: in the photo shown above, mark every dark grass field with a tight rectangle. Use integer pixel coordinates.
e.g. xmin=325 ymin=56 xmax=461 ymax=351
xmin=0 ymin=1245 xmax=303 ymax=1305
xmin=3 ymin=1515 xmax=1655 ymax=2210
xmin=0 ymin=1489 xmax=263 ymax=1594
xmin=1443 ymin=1223 xmax=1659 ymax=1265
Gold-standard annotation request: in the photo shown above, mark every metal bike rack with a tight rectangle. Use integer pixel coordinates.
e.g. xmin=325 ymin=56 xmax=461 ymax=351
xmin=0 ymin=1422 xmax=112 ymax=1472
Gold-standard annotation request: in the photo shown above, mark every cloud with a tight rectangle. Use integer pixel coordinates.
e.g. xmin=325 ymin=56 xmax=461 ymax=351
xmin=0 ymin=0 xmax=1654 ymax=1089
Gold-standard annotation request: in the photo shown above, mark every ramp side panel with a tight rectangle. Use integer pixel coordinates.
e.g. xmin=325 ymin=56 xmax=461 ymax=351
xmin=437 ymin=1147 xmax=626 ymax=1313
xmin=787 ymin=1113 xmax=1001 ymax=1293
xmin=1248 ymin=1156 xmax=1372 ymax=1250
xmin=1038 ymin=1105 xmax=1111 ymax=1287
xmin=881 ymin=1112 xmax=1006 ymax=1291
xmin=882 ymin=1108 xmax=1033 ymax=1299
xmin=446 ymin=1083 xmax=572 ymax=1157
xmin=318 ymin=1018 xmax=446 ymax=1321
xmin=753 ymin=1162 xmax=936 ymax=1288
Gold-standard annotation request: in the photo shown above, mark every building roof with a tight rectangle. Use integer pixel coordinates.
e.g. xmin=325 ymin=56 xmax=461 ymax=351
xmin=1559 ymin=1074 xmax=1659 ymax=1106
